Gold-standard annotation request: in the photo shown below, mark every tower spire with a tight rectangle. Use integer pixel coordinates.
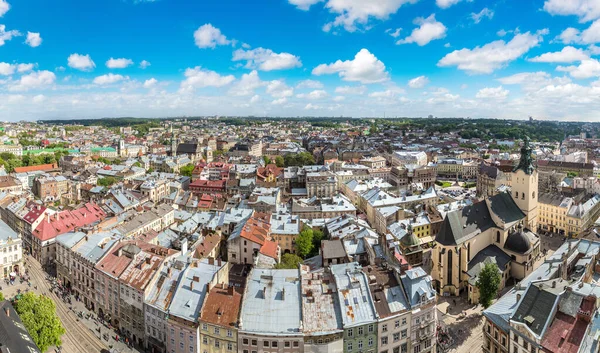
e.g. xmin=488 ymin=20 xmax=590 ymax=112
xmin=514 ymin=136 xmax=534 ymax=175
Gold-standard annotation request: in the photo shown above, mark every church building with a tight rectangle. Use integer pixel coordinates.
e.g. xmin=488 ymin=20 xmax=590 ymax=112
xmin=431 ymin=137 xmax=541 ymax=302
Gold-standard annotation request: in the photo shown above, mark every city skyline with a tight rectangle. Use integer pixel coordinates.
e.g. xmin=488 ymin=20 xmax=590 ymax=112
xmin=1 ymin=0 xmax=600 ymax=121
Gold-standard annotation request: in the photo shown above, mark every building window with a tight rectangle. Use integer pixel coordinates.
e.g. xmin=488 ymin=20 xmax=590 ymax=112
xmin=358 ymin=326 xmax=364 ymax=335
xmin=227 ymin=329 xmax=232 ymax=337
xmin=251 ymin=339 xmax=257 ymax=346
xmin=382 ymin=336 xmax=388 ymax=345
xmin=272 ymin=341 xmax=278 ymax=348
xmin=243 ymin=338 xmax=249 ymax=345
xmin=263 ymin=341 xmax=269 ymax=348
xmin=382 ymin=324 xmax=388 ymax=333
xmin=394 ymin=332 xmax=400 ymax=342
xmin=368 ymin=324 xmax=374 ymax=333
xmin=347 ymin=328 xmax=354 ymax=338
xmin=368 ymin=337 xmax=373 ymax=346
xmin=293 ymin=341 xmax=299 ymax=347
xmin=347 ymin=342 xmax=353 ymax=351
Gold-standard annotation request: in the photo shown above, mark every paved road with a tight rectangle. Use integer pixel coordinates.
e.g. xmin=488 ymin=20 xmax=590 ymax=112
xmin=26 ymin=255 xmax=108 ymax=353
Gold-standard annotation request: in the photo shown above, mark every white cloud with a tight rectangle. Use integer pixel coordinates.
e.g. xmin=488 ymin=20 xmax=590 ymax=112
xmin=25 ymin=32 xmax=42 ymax=47
xmin=0 ymin=62 xmax=14 ymax=75
xmin=558 ymin=21 xmax=600 ymax=44
xmin=193 ymin=24 xmax=232 ymax=49
xmin=408 ymin=75 xmax=429 ymax=88
xmin=0 ymin=25 xmax=20 ymax=46
xmin=68 ymin=53 xmax=96 ymax=71
xmin=529 ymin=46 xmax=589 ymax=63
xmin=333 ymin=96 xmax=345 ymax=101
xmin=139 ymin=60 xmax=151 ymax=69
xmin=0 ymin=0 xmax=9 ymax=17
xmin=9 ymin=70 xmax=56 ymax=91
xmin=558 ymin=27 xmax=581 ymax=44
xmin=386 ymin=28 xmax=402 ymax=38
xmin=250 ymin=95 xmax=260 ymax=104
xmin=369 ymin=89 xmax=403 ymax=98
xmin=180 ymin=67 xmax=235 ymax=91
xmin=589 ymin=44 xmax=600 ymax=54
xmin=436 ymin=0 xmax=470 ymax=9
xmin=497 ymin=29 xmax=508 ymax=37
xmin=229 ymin=70 xmax=266 ymax=96
xmin=93 ymin=73 xmax=128 ymax=85
xmin=322 ymin=0 xmax=418 ymax=32
xmin=476 ymin=86 xmax=509 ymax=99
xmin=471 ymin=8 xmax=494 ymax=24
xmin=271 ymin=97 xmax=288 ymax=105
xmin=304 ymin=103 xmax=322 ymax=110
xmin=32 ymin=94 xmax=46 ymax=103
xmin=334 ymin=85 xmax=367 ymax=94
xmin=543 ymin=0 xmax=600 ymax=22
xmin=143 ymin=78 xmax=157 ymax=88
xmin=557 ymin=59 xmax=600 ymax=79
xmin=288 ymin=0 xmax=323 ymax=10
xmin=0 ymin=62 xmax=34 ymax=75
xmin=313 ymin=48 xmax=389 ymax=83
xmin=106 ymin=57 xmax=134 ymax=69
xmin=297 ymin=89 xmax=328 ymax=99
xmin=232 ymin=47 xmax=302 ymax=71
xmin=397 ymin=14 xmax=446 ymax=46
xmin=266 ymin=80 xmax=294 ymax=98
xmin=438 ymin=31 xmax=547 ymax=74
xmin=17 ymin=63 xmax=34 ymax=73
xmin=296 ymin=79 xmax=324 ymax=89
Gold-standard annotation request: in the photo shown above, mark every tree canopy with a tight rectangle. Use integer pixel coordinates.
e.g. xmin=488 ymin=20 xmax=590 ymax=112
xmin=476 ymin=262 xmax=502 ymax=308
xmin=14 ymin=292 xmax=66 ymax=353
xmin=98 ymin=176 xmax=117 ymax=187
xmin=274 ymin=253 xmax=304 ymax=269
xmin=274 ymin=155 xmax=285 ymax=168
xmin=179 ymin=163 xmax=195 ymax=177
xmin=295 ymin=228 xmax=314 ymax=258
xmin=284 ymin=152 xmax=315 ymax=167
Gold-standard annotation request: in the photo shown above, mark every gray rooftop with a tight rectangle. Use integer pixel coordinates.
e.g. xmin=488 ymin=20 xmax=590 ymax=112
xmin=240 ymin=268 xmax=302 ymax=335
xmin=331 ymin=262 xmax=378 ymax=327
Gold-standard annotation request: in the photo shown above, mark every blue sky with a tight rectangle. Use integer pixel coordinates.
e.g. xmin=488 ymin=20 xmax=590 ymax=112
xmin=1 ymin=0 xmax=600 ymax=121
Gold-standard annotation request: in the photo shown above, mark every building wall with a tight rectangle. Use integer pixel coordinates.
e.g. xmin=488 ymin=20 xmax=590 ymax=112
xmin=199 ymin=321 xmax=237 ymax=353
xmin=343 ymin=323 xmax=377 ymax=353
xmin=510 ymin=169 xmax=538 ymax=231
xmin=377 ymin=313 xmax=411 ymax=353
xmin=237 ymin=332 xmax=304 ymax=353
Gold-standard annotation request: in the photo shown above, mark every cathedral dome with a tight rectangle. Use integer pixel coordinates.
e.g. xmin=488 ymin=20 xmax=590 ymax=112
xmin=504 ymin=225 xmax=531 ymax=254
xmin=401 ymin=231 xmax=420 ymax=248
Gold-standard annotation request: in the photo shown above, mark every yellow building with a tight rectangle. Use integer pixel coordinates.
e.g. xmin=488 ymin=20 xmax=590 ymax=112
xmin=537 ymin=193 xmax=572 ymax=235
xmin=199 ymin=284 xmax=242 ymax=353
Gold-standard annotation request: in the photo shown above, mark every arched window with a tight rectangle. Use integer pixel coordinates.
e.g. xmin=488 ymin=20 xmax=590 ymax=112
xmin=522 ymin=192 xmax=525 ymax=200
xmin=515 ymin=191 xmax=518 ymax=198
xmin=532 ymin=191 xmax=535 ymax=199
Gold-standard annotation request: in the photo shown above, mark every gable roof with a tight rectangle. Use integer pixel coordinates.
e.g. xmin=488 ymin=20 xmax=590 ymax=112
xmin=487 ymin=192 xmax=526 ymax=225
xmin=435 ymin=200 xmax=494 ymax=246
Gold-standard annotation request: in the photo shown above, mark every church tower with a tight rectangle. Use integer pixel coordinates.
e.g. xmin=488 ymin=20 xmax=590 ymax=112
xmin=171 ymin=136 xmax=178 ymax=157
xmin=511 ymin=136 xmax=538 ymax=231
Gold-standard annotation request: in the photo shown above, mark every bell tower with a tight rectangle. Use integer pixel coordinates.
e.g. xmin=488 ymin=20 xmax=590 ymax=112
xmin=511 ymin=136 xmax=538 ymax=231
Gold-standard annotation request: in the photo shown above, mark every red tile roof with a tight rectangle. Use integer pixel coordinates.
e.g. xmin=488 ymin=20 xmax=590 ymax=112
xmin=200 ymin=284 xmax=242 ymax=327
xmin=541 ymin=311 xmax=589 ymax=353
xmin=13 ymin=163 xmax=58 ymax=173
xmin=259 ymin=240 xmax=279 ymax=260
xmin=33 ymin=202 xmax=106 ymax=242
xmin=239 ymin=214 xmax=271 ymax=245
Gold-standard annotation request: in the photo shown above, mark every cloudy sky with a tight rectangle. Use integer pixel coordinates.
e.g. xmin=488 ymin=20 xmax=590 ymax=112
xmin=1 ymin=0 xmax=600 ymax=121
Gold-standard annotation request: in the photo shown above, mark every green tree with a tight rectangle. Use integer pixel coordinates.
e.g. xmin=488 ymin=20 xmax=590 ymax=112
xmin=275 ymin=155 xmax=285 ymax=168
xmin=310 ymin=229 xmax=324 ymax=257
xmin=284 ymin=152 xmax=316 ymax=167
xmin=132 ymin=161 xmax=142 ymax=168
xmin=98 ymin=176 xmax=117 ymax=187
xmin=295 ymin=228 xmax=314 ymax=258
xmin=262 ymin=156 xmax=272 ymax=165
xmin=274 ymin=253 xmax=304 ymax=269
xmin=476 ymin=262 xmax=502 ymax=308
xmin=14 ymin=292 xmax=66 ymax=352
xmin=0 ymin=291 xmax=4 ymax=301
xmin=179 ymin=163 xmax=195 ymax=177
